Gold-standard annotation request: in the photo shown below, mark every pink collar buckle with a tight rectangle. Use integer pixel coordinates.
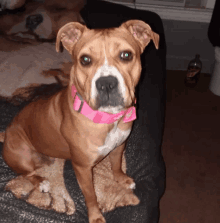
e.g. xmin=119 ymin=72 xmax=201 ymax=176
xmin=71 ymin=85 xmax=136 ymax=124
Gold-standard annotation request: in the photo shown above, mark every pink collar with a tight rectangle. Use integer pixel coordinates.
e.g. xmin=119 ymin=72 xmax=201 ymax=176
xmin=71 ymin=85 xmax=136 ymax=124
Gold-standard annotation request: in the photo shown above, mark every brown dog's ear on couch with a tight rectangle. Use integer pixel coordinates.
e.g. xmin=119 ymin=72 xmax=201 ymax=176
xmin=121 ymin=20 xmax=159 ymax=52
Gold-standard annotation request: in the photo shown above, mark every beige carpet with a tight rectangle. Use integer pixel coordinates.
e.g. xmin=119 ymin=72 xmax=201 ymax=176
xmin=160 ymin=70 xmax=220 ymax=223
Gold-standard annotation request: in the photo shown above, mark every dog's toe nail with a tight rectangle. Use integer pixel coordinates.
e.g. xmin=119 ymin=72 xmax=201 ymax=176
xmin=129 ymin=182 xmax=136 ymax=190
xmin=39 ymin=180 xmax=50 ymax=193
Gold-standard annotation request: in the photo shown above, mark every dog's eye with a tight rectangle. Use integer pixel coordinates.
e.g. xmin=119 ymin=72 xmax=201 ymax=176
xmin=120 ymin=51 xmax=133 ymax=62
xmin=80 ymin=55 xmax=92 ymax=66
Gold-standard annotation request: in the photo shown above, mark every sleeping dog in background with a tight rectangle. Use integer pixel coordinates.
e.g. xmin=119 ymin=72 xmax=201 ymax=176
xmin=0 ymin=0 xmax=85 ymax=41
xmin=0 ymin=0 xmax=84 ymax=97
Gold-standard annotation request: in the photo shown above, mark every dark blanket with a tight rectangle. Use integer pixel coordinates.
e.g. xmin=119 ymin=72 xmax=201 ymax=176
xmin=0 ymin=1 xmax=166 ymax=222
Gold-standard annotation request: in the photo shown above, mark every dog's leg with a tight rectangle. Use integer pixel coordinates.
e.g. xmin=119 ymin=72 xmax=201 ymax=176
xmin=3 ymin=126 xmax=54 ymax=207
xmin=109 ymin=143 xmax=136 ymax=190
xmin=73 ymin=165 xmax=106 ymax=223
xmin=94 ymin=155 xmax=139 ymax=213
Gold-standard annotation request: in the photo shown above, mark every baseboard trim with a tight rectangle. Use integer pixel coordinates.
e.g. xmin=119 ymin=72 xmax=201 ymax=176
xmin=105 ymin=1 xmax=213 ymax=23
xmin=166 ymin=55 xmax=214 ymax=73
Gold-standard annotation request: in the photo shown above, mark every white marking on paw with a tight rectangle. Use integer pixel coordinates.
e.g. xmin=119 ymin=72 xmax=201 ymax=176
xmin=129 ymin=182 xmax=136 ymax=190
xmin=39 ymin=180 xmax=50 ymax=193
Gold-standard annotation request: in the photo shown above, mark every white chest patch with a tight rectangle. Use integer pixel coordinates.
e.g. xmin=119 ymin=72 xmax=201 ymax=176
xmin=97 ymin=122 xmax=131 ymax=157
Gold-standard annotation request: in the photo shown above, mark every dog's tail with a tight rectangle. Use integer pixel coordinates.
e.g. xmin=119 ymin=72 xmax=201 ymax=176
xmin=0 ymin=132 xmax=5 ymax=143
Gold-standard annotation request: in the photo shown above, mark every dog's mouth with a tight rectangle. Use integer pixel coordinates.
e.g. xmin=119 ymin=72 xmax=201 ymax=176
xmin=94 ymin=75 xmax=124 ymax=114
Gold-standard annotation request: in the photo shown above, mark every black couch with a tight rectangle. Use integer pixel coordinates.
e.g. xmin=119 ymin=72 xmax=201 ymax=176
xmin=208 ymin=0 xmax=220 ymax=47
xmin=0 ymin=1 xmax=167 ymax=222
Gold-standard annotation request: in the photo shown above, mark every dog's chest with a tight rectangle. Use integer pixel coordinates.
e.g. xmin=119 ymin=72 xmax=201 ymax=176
xmin=97 ymin=122 xmax=131 ymax=157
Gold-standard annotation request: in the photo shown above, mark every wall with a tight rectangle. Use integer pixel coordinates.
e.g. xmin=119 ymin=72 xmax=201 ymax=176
xmin=105 ymin=0 xmax=215 ymax=73
xmin=163 ymin=19 xmax=215 ymax=73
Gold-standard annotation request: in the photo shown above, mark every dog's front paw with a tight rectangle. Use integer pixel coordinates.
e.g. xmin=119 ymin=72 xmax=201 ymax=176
xmin=89 ymin=211 xmax=106 ymax=223
xmin=115 ymin=190 xmax=140 ymax=208
xmin=91 ymin=218 xmax=106 ymax=223
xmin=98 ymin=184 xmax=140 ymax=213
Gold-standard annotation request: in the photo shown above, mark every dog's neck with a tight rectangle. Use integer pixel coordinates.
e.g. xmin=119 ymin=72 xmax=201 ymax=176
xmin=71 ymin=85 xmax=136 ymax=124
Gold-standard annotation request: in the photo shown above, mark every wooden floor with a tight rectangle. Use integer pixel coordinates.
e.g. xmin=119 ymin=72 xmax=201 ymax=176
xmin=160 ymin=70 xmax=220 ymax=223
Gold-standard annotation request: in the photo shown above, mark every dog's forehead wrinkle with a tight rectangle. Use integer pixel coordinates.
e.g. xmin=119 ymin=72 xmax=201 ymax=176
xmin=80 ymin=35 xmax=106 ymax=55
xmin=103 ymin=37 xmax=136 ymax=58
xmin=89 ymin=46 xmax=95 ymax=53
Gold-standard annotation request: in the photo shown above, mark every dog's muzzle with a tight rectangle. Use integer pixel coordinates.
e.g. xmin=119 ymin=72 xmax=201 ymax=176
xmin=95 ymin=75 xmax=124 ymax=108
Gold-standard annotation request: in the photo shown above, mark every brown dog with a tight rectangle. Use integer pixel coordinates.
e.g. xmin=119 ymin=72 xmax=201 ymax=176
xmin=0 ymin=0 xmax=84 ymax=98
xmin=2 ymin=20 xmax=159 ymax=223
xmin=0 ymin=0 xmax=85 ymax=40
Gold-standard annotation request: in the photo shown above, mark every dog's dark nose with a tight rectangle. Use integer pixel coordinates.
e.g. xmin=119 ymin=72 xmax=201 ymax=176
xmin=96 ymin=75 xmax=118 ymax=94
xmin=26 ymin=14 xmax=44 ymax=31
xmin=96 ymin=75 xmax=123 ymax=107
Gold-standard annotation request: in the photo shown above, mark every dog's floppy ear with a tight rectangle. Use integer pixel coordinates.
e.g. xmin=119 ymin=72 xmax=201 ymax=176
xmin=56 ymin=22 xmax=87 ymax=54
xmin=121 ymin=20 xmax=159 ymax=52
